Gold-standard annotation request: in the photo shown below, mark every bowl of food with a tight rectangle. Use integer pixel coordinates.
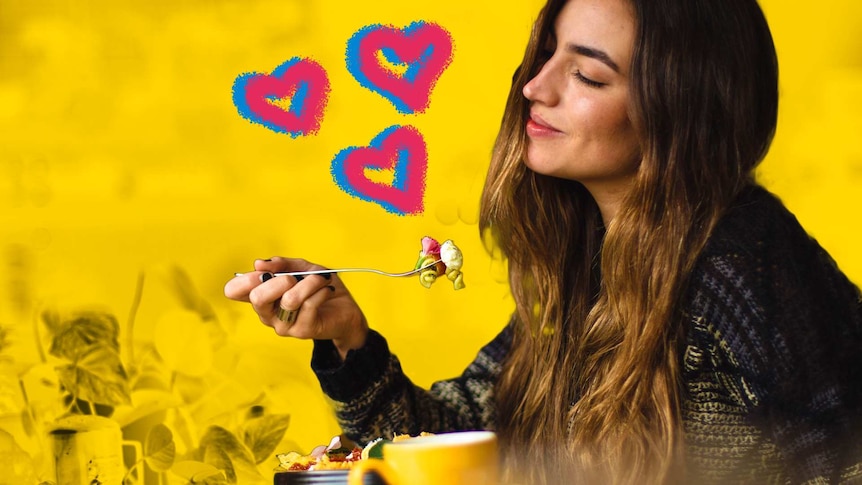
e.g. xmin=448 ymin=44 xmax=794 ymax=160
xmin=273 ymin=433 xmax=441 ymax=485
xmin=273 ymin=435 xmax=386 ymax=485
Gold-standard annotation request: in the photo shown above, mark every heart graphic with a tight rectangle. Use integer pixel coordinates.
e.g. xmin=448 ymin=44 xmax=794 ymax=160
xmin=346 ymin=21 xmax=454 ymax=114
xmin=331 ymin=125 xmax=428 ymax=215
xmin=232 ymin=57 xmax=331 ymax=137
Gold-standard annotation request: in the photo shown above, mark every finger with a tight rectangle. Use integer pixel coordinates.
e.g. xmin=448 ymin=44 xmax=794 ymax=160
xmin=224 ymin=271 xmax=267 ymax=302
xmin=275 ymin=274 xmax=333 ymax=318
xmin=270 ymin=307 xmax=297 ymax=336
xmin=228 ymin=255 xmax=312 ymax=302
xmin=276 ymin=307 xmax=300 ymax=325
xmin=286 ymin=285 xmax=337 ymax=339
xmin=304 ymin=284 xmax=337 ymax=314
xmin=248 ymin=273 xmax=301 ymax=320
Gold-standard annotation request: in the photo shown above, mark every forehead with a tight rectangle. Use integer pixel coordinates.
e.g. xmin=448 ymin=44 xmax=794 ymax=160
xmin=551 ymin=0 xmax=636 ymax=68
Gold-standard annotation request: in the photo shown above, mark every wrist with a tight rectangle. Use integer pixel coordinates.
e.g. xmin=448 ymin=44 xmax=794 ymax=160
xmin=332 ymin=315 xmax=369 ymax=360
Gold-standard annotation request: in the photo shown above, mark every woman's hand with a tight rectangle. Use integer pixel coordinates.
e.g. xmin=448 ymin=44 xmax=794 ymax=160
xmin=224 ymin=257 xmax=369 ymax=360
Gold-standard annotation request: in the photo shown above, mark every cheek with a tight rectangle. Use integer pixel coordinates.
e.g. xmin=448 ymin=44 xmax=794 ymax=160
xmin=587 ymin=103 xmax=641 ymax=172
xmin=601 ymin=106 xmax=639 ymax=153
xmin=615 ymin=117 xmax=640 ymax=157
xmin=571 ymin=96 xmax=628 ymax=141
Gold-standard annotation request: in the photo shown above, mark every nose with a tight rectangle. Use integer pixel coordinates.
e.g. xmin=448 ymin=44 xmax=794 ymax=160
xmin=522 ymin=58 xmax=559 ymax=106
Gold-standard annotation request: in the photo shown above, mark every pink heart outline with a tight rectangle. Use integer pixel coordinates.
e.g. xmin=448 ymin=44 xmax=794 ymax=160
xmin=232 ymin=57 xmax=331 ymax=137
xmin=331 ymin=125 xmax=428 ymax=215
xmin=346 ymin=21 xmax=454 ymax=114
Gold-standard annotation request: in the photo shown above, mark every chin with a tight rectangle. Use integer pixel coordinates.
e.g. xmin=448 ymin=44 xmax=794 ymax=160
xmin=523 ymin=154 xmax=563 ymax=178
xmin=523 ymin=151 xmax=547 ymax=174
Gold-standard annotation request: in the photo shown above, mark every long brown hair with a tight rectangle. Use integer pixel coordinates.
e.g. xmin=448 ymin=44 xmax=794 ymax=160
xmin=479 ymin=0 xmax=778 ymax=483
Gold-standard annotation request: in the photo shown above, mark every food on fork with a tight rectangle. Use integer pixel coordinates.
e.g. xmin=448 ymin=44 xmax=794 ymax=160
xmin=414 ymin=236 xmax=465 ymax=290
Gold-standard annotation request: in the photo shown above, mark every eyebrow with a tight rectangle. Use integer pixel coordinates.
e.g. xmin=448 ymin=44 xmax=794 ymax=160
xmin=565 ymin=43 xmax=620 ymax=73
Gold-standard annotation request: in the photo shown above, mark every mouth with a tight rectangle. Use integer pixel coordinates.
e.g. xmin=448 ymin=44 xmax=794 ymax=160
xmin=526 ymin=111 xmax=563 ymax=137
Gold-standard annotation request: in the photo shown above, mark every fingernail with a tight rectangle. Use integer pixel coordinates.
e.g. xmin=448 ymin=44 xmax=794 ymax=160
xmin=260 ymin=272 xmax=273 ymax=283
xmin=327 ymin=285 xmax=335 ymax=292
xmin=263 ymin=259 xmax=272 ymax=262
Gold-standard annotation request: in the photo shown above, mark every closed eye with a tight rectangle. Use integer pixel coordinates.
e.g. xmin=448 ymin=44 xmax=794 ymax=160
xmin=574 ymin=70 xmax=605 ymax=88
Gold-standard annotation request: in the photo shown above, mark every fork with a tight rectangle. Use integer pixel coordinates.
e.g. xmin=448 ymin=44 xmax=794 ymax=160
xmin=234 ymin=260 xmax=439 ymax=279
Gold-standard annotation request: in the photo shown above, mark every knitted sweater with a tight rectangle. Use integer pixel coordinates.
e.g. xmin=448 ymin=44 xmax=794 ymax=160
xmin=311 ymin=186 xmax=862 ymax=483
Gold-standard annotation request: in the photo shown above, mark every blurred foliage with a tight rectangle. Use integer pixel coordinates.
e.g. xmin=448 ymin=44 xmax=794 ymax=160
xmin=0 ymin=266 xmax=291 ymax=484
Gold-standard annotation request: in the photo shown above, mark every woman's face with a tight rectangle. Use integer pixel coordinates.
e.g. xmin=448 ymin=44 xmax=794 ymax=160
xmin=523 ymin=0 xmax=639 ymax=204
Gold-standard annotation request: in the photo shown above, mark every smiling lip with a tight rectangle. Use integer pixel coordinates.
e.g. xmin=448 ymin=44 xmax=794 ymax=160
xmin=526 ymin=112 xmax=562 ymax=138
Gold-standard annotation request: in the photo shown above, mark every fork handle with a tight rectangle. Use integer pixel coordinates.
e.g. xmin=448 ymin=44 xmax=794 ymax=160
xmin=274 ymin=268 xmax=356 ymax=277
xmin=233 ymin=270 xmax=335 ymax=277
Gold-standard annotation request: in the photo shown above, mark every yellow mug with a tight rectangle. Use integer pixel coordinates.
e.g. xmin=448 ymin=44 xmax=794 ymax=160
xmin=48 ymin=415 xmax=140 ymax=485
xmin=347 ymin=430 xmax=498 ymax=485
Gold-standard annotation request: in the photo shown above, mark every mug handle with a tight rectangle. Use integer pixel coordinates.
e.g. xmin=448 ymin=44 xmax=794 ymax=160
xmin=348 ymin=459 xmax=399 ymax=485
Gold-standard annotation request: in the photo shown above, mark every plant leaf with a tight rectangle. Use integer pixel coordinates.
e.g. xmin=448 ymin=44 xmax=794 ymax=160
xmin=242 ymin=414 xmax=291 ymax=464
xmin=55 ymin=345 xmax=131 ymax=406
xmin=40 ymin=308 xmax=61 ymax=334
xmin=20 ymin=409 xmax=35 ymax=438
xmin=126 ymin=343 xmax=172 ymax=392
xmin=112 ymin=389 xmax=180 ymax=428
xmin=170 ymin=460 xmax=228 ymax=484
xmin=161 ymin=265 xmax=230 ymax=351
xmin=199 ymin=425 xmax=262 ymax=484
xmin=144 ymin=423 xmax=176 ymax=472
xmin=166 ymin=265 xmax=217 ymax=321
xmin=49 ymin=311 xmax=120 ymax=360
xmin=0 ymin=325 xmax=10 ymax=353
xmin=203 ymin=445 xmax=236 ymax=483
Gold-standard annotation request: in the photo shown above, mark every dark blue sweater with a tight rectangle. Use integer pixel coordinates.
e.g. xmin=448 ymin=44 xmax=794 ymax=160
xmin=311 ymin=185 xmax=862 ymax=483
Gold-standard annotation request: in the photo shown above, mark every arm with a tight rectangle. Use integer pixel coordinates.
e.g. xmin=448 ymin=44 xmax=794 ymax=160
xmin=225 ymin=256 xmax=510 ymax=445
xmin=311 ymin=324 xmax=512 ymax=445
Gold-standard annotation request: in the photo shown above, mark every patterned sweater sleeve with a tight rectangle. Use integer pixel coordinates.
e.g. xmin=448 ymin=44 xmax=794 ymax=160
xmin=310 ymin=323 xmax=512 ymax=445
xmin=687 ymin=188 xmax=862 ymax=483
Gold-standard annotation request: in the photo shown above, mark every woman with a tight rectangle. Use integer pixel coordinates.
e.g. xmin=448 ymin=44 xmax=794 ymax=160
xmin=225 ymin=0 xmax=862 ymax=482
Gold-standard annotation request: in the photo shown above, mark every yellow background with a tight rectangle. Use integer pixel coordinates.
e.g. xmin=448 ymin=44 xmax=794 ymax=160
xmin=1 ymin=0 xmax=860 ymax=482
